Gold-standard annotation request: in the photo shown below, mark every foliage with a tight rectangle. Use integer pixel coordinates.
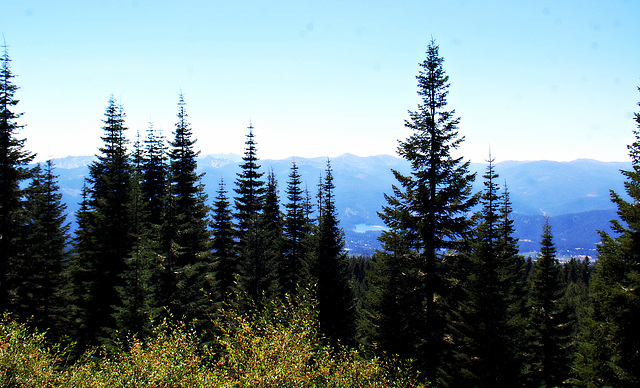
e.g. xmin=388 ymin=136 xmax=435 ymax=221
xmin=0 ymin=297 xmax=419 ymax=387
xmin=0 ymin=314 xmax=68 ymax=387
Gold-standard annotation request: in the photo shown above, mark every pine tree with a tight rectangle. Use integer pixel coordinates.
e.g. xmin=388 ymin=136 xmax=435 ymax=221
xmin=526 ymin=219 xmax=573 ymax=387
xmin=376 ymin=39 xmax=477 ymax=382
xmin=165 ymin=93 xmax=213 ymax=325
xmin=70 ymin=96 xmax=134 ymax=345
xmin=309 ymin=159 xmax=355 ymax=344
xmin=234 ymin=123 xmax=270 ymax=305
xmin=0 ymin=45 xmax=36 ymax=311
xmin=9 ymin=161 xmax=69 ymax=336
xmin=578 ymin=86 xmax=640 ymax=386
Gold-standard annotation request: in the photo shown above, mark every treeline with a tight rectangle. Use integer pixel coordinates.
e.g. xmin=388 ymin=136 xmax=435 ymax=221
xmin=1 ymin=41 xmax=639 ymax=386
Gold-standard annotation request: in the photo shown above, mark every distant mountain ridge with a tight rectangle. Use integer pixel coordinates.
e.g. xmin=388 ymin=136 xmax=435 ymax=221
xmin=46 ymin=154 xmax=631 ymax=258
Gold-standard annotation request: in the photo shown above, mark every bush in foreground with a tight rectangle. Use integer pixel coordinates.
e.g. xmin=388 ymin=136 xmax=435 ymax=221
xmin=1 ymin=297 xmax=421 ymax=387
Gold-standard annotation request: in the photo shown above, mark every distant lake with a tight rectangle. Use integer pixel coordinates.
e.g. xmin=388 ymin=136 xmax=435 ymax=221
xmin=353 ymin=224 xmax=388 ymax=233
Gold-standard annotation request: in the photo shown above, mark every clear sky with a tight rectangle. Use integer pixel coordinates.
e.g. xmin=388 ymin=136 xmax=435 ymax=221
xmin=2 ymin=0 xmax=639 ymax=163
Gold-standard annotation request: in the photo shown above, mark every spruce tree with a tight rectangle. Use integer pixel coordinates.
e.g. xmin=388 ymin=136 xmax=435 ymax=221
xmin=578 ymin=86 xmax=640 ymax=386
xmin=526 ymin=219 xmax=573 ymax=387
xmin=165 ymin=93 xmax=213 ymax=324
xmin=377 ymin=39 xmax=477 ymax=382
xmin=309 ymin=159 xmax=355 ymax=344
xmin=0 ymin=45 xmax=36 ymax=311
xmin=70 ymin=96 xmax=134 ymax=345
xmin=9 ymin=160 xmax=69 ymax=336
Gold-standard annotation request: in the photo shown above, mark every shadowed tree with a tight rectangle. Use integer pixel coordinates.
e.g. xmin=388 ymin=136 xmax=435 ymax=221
xmin=69 ymin=96 xmax=134 ymax=346
xmin=234 ymin=123 xmax=271 ymax=306
xmin=281 ymin=161 xmax=313 ymax=296
xmin=9 ymin=160 xmax=69 ymax=338
xmin=526 ymin=219 xmax=573 ymax=387
xmin=165 ymin=93 xmax=213 ymax=326
xmin=308 ymin=159 xmax=355 ymax=344
xmin=211 ymin=178 xmax=237 ymax=303
xmin=445 ymin=157 xmax=524 ymax=386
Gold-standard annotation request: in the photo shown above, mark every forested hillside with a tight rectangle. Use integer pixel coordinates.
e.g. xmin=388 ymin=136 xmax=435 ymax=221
xmin=2 ymin=41 xmax=640 ymax=386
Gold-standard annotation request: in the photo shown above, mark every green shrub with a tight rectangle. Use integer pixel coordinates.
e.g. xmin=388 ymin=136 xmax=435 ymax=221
xmin=213 ymin=295 xmax=421 ymax=387
xmin=0 ymin=314 xmax=66 ymax=387
xmin=0 ymin=296 xmax=421 ymax=387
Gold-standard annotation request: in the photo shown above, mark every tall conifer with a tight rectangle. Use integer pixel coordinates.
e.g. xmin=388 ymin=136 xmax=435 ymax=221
xmin=113 ymin=132 xmax=163 ymax=338
xmin=70 ymin=96 xmax=134 ymax=345
xmin=165 ymin=93 xmax=212 ymax=325
xmin=377 ymin=39 xmax=477 ymax=382
xmin=526 ymin=220 xmax=573 ymax=386
xmin=9 ymin=161 xmax=69 ymax=336
xmin=261 ymin=169 xmax=285 ymax=297
xmin=211 ymin=178 xmax=237 ymax=303
xmin=234 ymin=124 xmax=270 ymax=305
xmin=282 ymin=161 xmax=312 ymax=295
xmin=309 ymin=159 xmax=355 ymax=344
xmin=578 ymin=86 xmax=640 ymax=385
xmin=446 ymin=158 xmax=523 ymax=386
xmin=0 ymin=45 xmax=35 ymax=311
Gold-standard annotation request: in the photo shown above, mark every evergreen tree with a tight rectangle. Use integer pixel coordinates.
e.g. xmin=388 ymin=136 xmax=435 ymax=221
xmin=113 ymin=132 xmax=163 ymax=339
xmin=309 ymin=159 xmax=355 ymax=344
xmin=376 ymin=39 xmax=477 ymax=382
xmin=166 ymin=93 xmax=210 ymax=270
xmin=261 ymin=169 xmax=285 ymax=297
xmin=70 ymin=96 xmax=134 ymax=345
xmin=578 ymin=87 xmax=640 ymax=386
xmin=526 ymin=219 xmax=573 ymax=387
xmin=359 ymin=227 xmax=415 ymax=355
xmin=66 ymin=184 xmax=97 ymax=346
xmin=141 ymin=122 xmax=168 ymax=228
xmin=165 ymin=93 xmax=213 ymax=325
xmin=282 ymin=161 xmax=312 ymax=296
xmin=234 ymin=123 xmax=270 ymax=305
xmin=445 ymin=158 xmax=523 ymax=386
xmin=211 ymin=178 xmax=237 ymax=302
xmin=0 ymin=45 xmax=36 ymax=311
xmin=9 ymin=161 xmax=69 ymax=336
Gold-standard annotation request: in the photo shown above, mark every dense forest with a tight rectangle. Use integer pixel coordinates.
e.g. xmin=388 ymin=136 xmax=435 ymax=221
xmin=1 ymin=40 xmax=639 ymax=387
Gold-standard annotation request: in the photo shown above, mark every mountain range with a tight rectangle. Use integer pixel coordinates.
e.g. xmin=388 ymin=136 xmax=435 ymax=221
xmin=48 ymin=154 xmax=632 ymax=259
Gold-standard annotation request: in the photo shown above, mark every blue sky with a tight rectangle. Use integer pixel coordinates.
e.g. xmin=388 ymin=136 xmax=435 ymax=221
xmin=2 ymin=0 xmax=639 ymax=163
